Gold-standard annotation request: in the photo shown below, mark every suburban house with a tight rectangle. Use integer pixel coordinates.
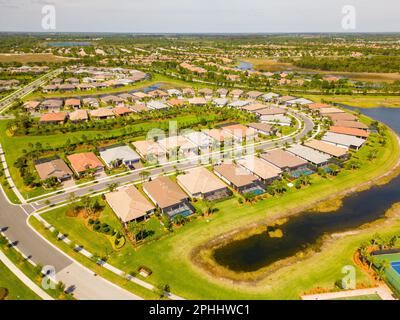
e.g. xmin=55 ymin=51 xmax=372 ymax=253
xmin=254 ymin=107 xmax=286 ymax=119
xmin=260 ymin=114 xmax=292 ymax=126
xmin=307 ymin=103 xmax=330 ymax=111
xmin=188 ymin=97 xmax=207 ymax=106
xmin=59 ymin=83 xmax=76 ymax=92
xmin=64 ymin=98 xmax=81 ymax=109
xmin=82 ymin=97 xmax=99 ymax=108
xmin=41 ymin=99 xmax=63 ymax=112
xmin=221 ymin=124 xmax=257 ymax=142
xmin=213 ymin=98 xmax=229 ymax=107
xmin=325 ymin=113 xmax=359 ymax=122
xmin=286 ymin=98 xmax=313 ymax=106
xmin=142 ymin=176 xmax=193 ymax=219
xmin=131 ymin=103 xmax=150 ymax=113
xmin=263 ymin=92 xmax=280 ymax=102
xmin=230 ymin=89 xmax=244 ymax=99
xmin=105 ymin=186 xmax=155 ymax=224
xmin=304 ymin=139 xmax=349 ymax=160
xmin=333 ymin=120 xmax=369 ymax=130
xmin=113 ymin=106 xmax=133 ymax=117
xmin=246 ymin=91 xmax=263 ymax=100
xmin=216 ymin=88 xmax=228 ymax=98
xmin=148 ymin=89 xmax=168 ymax=99
xmin=167 ymin=89 xmax=182 ymax=97
xmin=277 ymin=95 xmax=296 ymax=105
xmin=241 ymin=103 xmax=269 ymax=112
xmin=39 ymin=111 xmax=68 ymax=124
xmin=213 ymin=163 xmax=265 ymax=194
xmin=67 ymin=152 xmax=105 ymax=176
xmin=260 ymin=149 xmax=309 ymax=173
xmin=198 ymin=88 xmax=213 ymax=99
xmin=99 ymin=144 xmax=141 ymax=168
xmin=167 ymin=98 xmax=187 ymax=107
xmin=203 ymin=128 xmax=232 ymax=146
xmin=322 ymin=132 xmax=366 ymax=150
xmin=89 ymin=108 xmax=115 ymax=120
xmin=69 ymin=109 xmax=88 ymax=122
xmin=247 ymin=122 xmax=277 ymax=136
xmin=287 ymin=144 xmax=331 ymax=167
xmin=118 ymin=93 xmax=134 ymax=101
xmin=318 ymin=107 xmax=345 ymax=115
xmin=132 ymin=140 xmax=167 ymax=163
xmin=182 ymin=88 xmax=195 ymax=96
xmin=228 ymin=100 xmax=250 ymax=108
xmin=329 ymin=126 xmax=369 ymax=139
xmin=177 ymin=167 xmax=231 ymax=200
xmin=34 ymin=157 xmax=73 ymax=182
xmin=23 ymin=100 xmax=40 ymax=113
xmin=157 ymin=135 xmax=197 ymax=157
xmin=147 ymin=100 xmax=169 ymax=110
xmin=237 ymin=156 xmax=282 ymax=183
xmin=132 ymin=92 xmax=150 ymax=100
xmin=183 ymin=131 xmax=216 ymax=152
xmin=101 ymin=95 xmax=124 ymax=105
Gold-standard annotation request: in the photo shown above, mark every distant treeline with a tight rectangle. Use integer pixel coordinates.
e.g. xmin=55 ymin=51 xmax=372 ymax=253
xmin=284 ymin=56 xmax=400 ymax=73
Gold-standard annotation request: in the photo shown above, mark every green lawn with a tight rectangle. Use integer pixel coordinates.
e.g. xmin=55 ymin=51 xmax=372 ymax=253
xmin=0 ymin=260 xmax=40 ymax=300
xmin=34 ymin=124 xmax=400 ymax=299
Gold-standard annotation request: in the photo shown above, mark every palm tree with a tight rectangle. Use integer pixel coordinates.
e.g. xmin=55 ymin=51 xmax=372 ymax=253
xmin=139 ymin=170 xmax=151 ymax=182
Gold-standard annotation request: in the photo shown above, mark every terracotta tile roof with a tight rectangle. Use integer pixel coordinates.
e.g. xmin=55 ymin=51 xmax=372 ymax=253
xmin=113 ymin=106 xmax=133 ymax=116
xmin=308 ymin=103 xmax=330 ymax=110
xmin=67 ymin=152 xmax=104 ymax=174
xmin=69 ymin=109 xmax=88 ymax=122
xmin=40 ymin=112 xmax=67 ymax=123
xmin=89 ymin=108 xmax=115 ymax=118
xmin=329 ymin=126 xmax=369 ymax=138
xmin=333 ymin=120 xmax=368 ymax=130
xmin=177 ymin=167 xmax=227 ymax=196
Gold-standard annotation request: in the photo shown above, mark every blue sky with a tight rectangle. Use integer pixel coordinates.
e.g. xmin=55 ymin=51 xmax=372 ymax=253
xmin=0 ymin=0 xmax=399 ymax=33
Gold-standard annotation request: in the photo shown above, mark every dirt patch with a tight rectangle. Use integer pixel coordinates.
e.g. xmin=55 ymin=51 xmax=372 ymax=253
xmin=0 ymin=53 xmax=73 ymax=63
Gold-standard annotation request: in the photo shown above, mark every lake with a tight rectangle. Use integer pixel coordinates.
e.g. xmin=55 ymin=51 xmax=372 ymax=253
xmin=213 ymin=106 xmax=400 ymax=272
xmin=236 ymin=61 xmax=253 ymax=71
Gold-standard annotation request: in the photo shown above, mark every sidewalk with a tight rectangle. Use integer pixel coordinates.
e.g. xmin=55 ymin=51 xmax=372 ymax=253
xmin=0 ymin=249 xmax=53 ymax=300
xmin=301 ymin=285 xmax=396 ymax=300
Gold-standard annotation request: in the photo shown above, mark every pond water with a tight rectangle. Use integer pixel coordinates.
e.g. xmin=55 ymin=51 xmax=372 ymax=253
xmin=213 ymin=107 xmax=400 ymax=272
xmin=236 ymin=61 xmax=254 ymax=71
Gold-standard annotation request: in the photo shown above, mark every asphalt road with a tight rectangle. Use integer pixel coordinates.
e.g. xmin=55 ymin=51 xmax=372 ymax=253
xmin=0 ymin=190 xmax=141 ymax=299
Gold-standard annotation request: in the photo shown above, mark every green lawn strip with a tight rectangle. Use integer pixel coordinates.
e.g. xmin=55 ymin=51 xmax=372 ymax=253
xmin=28 ymin=216 xmax=160 ymax=300
xmin=0 ymin=237 xmax=72 ymax=300
xmin=37 ymin=127 xmax=400 ymax=299
xmin=0 ymin=179 xmax=21 ymax=204
xmin=0 ymin=260 xmax=40 ymax=300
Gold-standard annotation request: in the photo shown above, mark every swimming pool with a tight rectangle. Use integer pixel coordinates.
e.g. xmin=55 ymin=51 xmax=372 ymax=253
xmin=391 ymin=261 xmax=400 ymax=275
xmin=290 ymin=169 xmax=314 ymax=178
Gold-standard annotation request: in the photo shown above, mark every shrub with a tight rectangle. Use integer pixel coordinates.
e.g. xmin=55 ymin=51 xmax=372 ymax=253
xmin=0 ymin=287 xmax=8 ymax=300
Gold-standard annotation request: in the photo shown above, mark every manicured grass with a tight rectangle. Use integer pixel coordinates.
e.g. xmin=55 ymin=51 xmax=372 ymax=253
xmin=35 ymin=126 xmax=400 ymax=299
xmin=0 ymin=260 xmax=40 ymax=300
xmin=29 ymin=217 xmax=160 ymax=300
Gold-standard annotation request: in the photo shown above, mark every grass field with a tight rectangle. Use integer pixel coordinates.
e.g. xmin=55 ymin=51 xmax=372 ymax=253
xmin=245 ymin=58 xmax=400 ymax=83
xmin=330 ymin=294 xmax=382 ymax=300
xmin=0 ymin=260 xmax=40 ymax=300
xmin=0 ymin=53 xmax=72 ymax=63
xmin=34 ymin=124 xmax=400 ymax=299
xmin=302 ymin=94 xmax=400 ymax=108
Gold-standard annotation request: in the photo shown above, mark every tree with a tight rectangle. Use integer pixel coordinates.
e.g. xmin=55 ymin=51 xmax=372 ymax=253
xmin=108 ymin=182 xmax=119 ymax=193
xmin=139 ymin=170 xmax=151 ymax=182
xmin=203 ymin=200 xmax=215 ymax=215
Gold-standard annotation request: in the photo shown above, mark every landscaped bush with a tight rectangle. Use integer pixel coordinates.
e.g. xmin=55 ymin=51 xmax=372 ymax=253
xmin=0 ymin=287 xmax=9 ymax=300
